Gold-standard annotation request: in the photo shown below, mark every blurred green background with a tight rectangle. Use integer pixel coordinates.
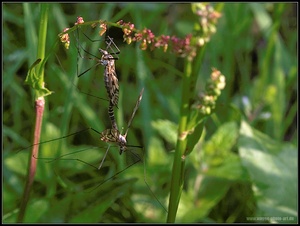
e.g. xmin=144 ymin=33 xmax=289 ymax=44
xmin=3 ymin=3 xmax=297 ymax=223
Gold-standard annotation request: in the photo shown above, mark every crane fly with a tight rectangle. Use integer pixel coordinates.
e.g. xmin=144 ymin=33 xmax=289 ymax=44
xmin=55 ymin=20 xmax=120 ymax=110
xmin=94 ymin=88 xmax=167 ymax=212
xmin=73 ymin=24 xmax=120 ymax=129
xmin=97 ymin=88 xmax=144 ymax=170
xmin=75 ymin=24 xmax=120 ymax=109
xmin=57 ymin=20 xmax=121 ymax=129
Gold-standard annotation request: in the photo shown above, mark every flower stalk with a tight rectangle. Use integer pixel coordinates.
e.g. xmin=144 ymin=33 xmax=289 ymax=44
xmin=167 ymin=58 xmax=193 ymax=222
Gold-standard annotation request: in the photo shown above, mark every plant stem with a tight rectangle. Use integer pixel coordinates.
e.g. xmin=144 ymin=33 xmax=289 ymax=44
xmin=17 ymin=4 xmax=49 ymax=222
xmin=17 ymin=98 xmax=45 ymax=222
xmin=167 ymin=59 xmax=193 ymax=222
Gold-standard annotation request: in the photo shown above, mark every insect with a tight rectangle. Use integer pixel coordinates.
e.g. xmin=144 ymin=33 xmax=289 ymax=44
xmin=97 ymin=37 xmax=120 ymax=108
xmin=75 ymin=26 xmax=120 ymax=108
xmin=108 ymin=100 xmax=118 ymax=130
xmin=98 ymin=39 xmax=121 ymax=130
xmin=74 ymin=27 xmax=120 ymax=130
xmin=97 ymin=88 xmax=144 ymax=170
xmin=57 ymin=23 xmax=121 ymax=130
xmin=90 ymin=88 xmax=167 ymax=213
xmin=101 ymin=88 xmax=144 ymax=152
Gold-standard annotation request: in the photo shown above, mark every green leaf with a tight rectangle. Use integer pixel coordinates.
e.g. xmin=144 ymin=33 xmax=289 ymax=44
xmin=202 ymin=121 xmax=239 ymax=166
xmin=25 ymin=58 xmax=52 ymax=98
xmin=24 ymin=199 xmax=49 ymax=223
xmin=178 ymin=177 xmax=231 ymax=222
xmin=69 ymin=178 xmax=137 ymax=223
xmin=238 ymin=121 xmax=297 ymax=223
xmin=204 ymin=154 xmax=249 ymax=181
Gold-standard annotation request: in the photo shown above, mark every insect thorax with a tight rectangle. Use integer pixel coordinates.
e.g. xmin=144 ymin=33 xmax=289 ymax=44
xmin=99 ymin=129 xmax=127 ymax=155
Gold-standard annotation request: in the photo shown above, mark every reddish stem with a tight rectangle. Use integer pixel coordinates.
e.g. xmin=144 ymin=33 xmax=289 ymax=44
xmin=17 ymin=97 xmax=45 ymax=222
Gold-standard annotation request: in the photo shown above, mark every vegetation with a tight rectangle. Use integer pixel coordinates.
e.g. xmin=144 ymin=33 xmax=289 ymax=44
xmin=3 ymin=3 xmax=297 ymax=223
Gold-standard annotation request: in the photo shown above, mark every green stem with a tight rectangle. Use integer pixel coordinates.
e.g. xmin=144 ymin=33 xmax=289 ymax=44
xmin=35 ymin=3 xmax=49 ymax=99
xmin=167 ymin=59 xmax=193 ymax=222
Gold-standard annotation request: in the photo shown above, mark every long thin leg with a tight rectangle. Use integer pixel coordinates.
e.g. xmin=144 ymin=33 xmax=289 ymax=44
xmin=124 ymin=88 xmax=144 ymax=138
xmin=98 ymin=144 xmax=110 ymax=170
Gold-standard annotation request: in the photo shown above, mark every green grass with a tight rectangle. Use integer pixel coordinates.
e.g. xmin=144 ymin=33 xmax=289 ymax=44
xmin=3 ymin=3 xmax=297 ymax=223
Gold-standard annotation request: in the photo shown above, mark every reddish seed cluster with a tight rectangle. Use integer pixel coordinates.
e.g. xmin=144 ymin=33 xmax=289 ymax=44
xmin=60 ymin=16 xmax=86 ymax=49
xmin=170 ymin=34 xmax=196 ymax=60
xmin=99 ymin=22 xmax=107 ymax=36
xmin=118 ymin=20 xmax=196 ymax=60
xmin=60 ymin=28 xmax=70 ymax=49
xmin=154 ymin=35 xmax=170 ymax=52
xmin=75 ymin=16 xmax=84 ymax=25
xmin=117 ymin=20 xmax=135 ymax=37
xmin=139 ymin=28 xmax=156 ymax=50
xmin=115 ymin=4 xmax=221 ymax=60
xmin=60 ymin=3 xmax=221 ymax=60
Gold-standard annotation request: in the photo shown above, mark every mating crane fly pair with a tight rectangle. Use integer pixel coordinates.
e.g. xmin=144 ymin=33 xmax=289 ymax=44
xmin=71 ymin=26 xmax=169 ymax=212
xmin=17 ymin=20 xmax=166 ymax=214
xmin=75 ymin=29 xmax=145 ymax=169
xmin=69 ymin=25 xmax=169 ymax=212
